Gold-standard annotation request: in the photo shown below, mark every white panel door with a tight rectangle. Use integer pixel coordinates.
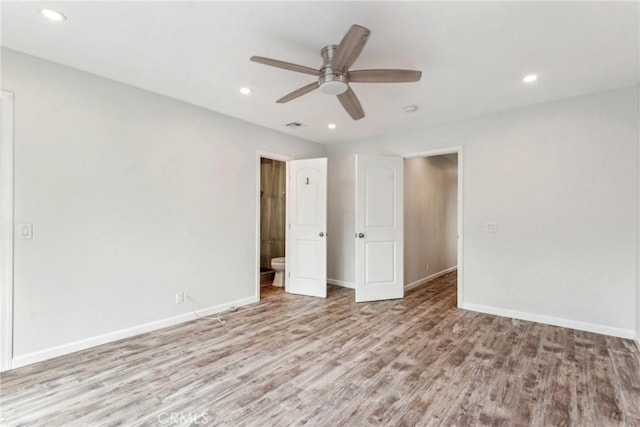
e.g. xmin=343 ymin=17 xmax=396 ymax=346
xmin=286 ymin=158 xmax=327 ymax=298
xmin=355 ymin=154 xmax=404 ymax=302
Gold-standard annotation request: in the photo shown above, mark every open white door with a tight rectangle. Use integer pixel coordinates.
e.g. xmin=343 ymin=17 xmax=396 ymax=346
xmin=355 ymin=154 xmax=404 ymax=302
xmin=286 ymin=158 xmax=327 ymax=298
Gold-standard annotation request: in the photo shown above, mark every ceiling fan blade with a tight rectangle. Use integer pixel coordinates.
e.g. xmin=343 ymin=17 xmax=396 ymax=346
xmin=349 ymin=69 xmax=422 ymax=83
xmin=337 ymin=87 xmax=365 ymax=120
xmin=251 ymin=56 xmax=320 ymax=76
xmin=331 ymin=25 xmax=371 ymax=72
xmin=276 ymin=81 xmax=320 ymax=103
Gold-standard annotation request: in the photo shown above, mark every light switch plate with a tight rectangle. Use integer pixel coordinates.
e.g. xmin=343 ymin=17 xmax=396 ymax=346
xmin=17 ymin=223 xmax=33 ymax=239
xmin=485 ymin=223 xmax=497 ymax=233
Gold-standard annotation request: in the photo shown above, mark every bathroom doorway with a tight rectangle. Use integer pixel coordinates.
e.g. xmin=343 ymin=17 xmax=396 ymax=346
xmin=259 ymin=156 xmax=287 ymax=299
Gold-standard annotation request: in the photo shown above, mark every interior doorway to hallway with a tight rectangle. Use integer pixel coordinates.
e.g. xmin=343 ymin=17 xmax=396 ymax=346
xmin=403 ymin=148 xmax=463 ymax=306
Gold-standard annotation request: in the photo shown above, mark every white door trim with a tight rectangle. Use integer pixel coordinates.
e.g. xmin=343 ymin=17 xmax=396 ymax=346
xmin=1 ymin=90 xmax=15 ymax=371
xmin=255 ymin=150 xmax=292 ymax=300
xmin=403 ymin=146 xmax=464 ymax=308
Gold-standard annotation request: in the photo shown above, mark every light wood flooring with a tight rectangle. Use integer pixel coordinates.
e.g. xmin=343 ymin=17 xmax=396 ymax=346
xmin=1 ymin=273 xmax=639 ymax=426
xmin=260 ymin=283 xmax=284 ymax=299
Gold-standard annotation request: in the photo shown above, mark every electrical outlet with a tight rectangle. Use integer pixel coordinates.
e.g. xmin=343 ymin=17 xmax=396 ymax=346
xmin=175 ymin=292 xmax=184 ymax=304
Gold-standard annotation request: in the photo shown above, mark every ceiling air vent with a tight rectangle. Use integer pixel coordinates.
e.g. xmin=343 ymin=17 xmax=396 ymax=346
xmin=285 ymin=122 xmax=305 ymax=129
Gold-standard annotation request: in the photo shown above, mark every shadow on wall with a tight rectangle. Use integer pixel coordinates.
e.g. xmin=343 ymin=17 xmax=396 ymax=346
xmin=260 ymin=158 xmax=286 ymax=269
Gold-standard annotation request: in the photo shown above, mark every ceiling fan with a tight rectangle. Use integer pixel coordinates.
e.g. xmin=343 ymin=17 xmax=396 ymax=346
xmin=250 ymin=25 xmax=422 ymax=120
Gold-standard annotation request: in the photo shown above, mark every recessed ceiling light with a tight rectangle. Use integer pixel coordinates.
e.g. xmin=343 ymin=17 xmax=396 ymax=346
xmin=523 ymin=74 xmax=538 ymax=84
xmin=403 ymin=105 xmax=419 ymax=113
xmin=328 ymin=123 xmax=337 ymax=130
xmin=239 ymin=87 xmax=251 ymax=95
xmin=41 ymin=9 xmax=66 ymax=22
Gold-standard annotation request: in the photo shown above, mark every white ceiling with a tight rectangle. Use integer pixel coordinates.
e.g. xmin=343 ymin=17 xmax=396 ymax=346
xmin=2 ymin=1 xmax=639 ymax=144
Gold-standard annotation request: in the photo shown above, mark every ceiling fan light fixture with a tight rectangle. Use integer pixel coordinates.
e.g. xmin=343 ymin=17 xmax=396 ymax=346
xmin=320 ymin=80 xmax=349 ymax=95
xmin=319 ymin=68 xmax=348 ymax=95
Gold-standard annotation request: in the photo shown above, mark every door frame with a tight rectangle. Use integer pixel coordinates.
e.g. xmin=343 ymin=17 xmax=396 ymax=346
xmin=255 ymin=150 xmax=292 ymax=300
xmin=1 ymin=91 xmax=15 ymax=371
xmin=403 ymin=146 xmax=464 ymax=308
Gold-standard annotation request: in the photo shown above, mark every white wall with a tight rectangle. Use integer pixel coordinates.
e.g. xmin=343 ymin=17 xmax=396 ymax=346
xmin=327 ymin=86 xmax=639 ymax=338
xmin=2 ymin=49 xmax=325 ymax=364
xmin=404 ymin=155 xmax=457 ymax=286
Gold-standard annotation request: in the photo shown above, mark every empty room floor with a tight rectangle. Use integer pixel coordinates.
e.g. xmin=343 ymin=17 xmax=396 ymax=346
xmin=1 ymin=273 xmax=639 ymax=426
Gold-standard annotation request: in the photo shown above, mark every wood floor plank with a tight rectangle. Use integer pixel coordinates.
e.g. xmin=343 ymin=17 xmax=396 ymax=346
xmin=1 ymin=272 xmax=639 ymax=427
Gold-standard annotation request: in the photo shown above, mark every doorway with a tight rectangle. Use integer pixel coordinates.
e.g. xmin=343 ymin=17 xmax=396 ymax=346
xmin=403 ymin=148 xmax=463 ymax=306
xmin=255 ymin=152 xmax=328 ymax=302
xmin=258 ymin=156 xmax=287 ymax=299
xmin=255 ymin=151 xmax=292 ymax=301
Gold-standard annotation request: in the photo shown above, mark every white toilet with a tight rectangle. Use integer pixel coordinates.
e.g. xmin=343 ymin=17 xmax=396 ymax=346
xmin=271 ymin=257 xmax=286 ymax=287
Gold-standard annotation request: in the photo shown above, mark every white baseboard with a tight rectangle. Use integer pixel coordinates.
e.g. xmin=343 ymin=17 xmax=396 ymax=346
xmin=329 ymin=266 xmax=458 ymax=292
xmin=461 ymin=302 xmax=635 ymax=340
xmin=405 ymin=266 xmax=457 ymax=291
xmin=11 ymin=296 xmax=257 ymax=370
xmin=327 ymin=278 xmax=355 ymax=289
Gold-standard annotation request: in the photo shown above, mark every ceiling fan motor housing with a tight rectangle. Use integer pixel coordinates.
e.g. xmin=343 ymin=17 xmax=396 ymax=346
xmin=319 ymin=45 xmax=348 ymax=95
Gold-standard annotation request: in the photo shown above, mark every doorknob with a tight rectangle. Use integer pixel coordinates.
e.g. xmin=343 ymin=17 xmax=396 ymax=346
xmin=319 ymin=232 xmax=325 ymax=237
xmin=358 ymin=233 xmax=365 ymax=238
